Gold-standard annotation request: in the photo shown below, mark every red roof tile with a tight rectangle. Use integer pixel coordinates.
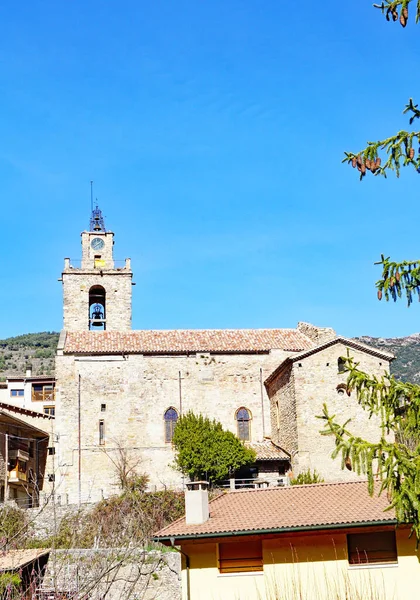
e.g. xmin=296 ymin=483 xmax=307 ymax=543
xmin=64 ymin=329 xmax=313 ymax=355
xmin=155 ymin=481 xmax=396 ymax=540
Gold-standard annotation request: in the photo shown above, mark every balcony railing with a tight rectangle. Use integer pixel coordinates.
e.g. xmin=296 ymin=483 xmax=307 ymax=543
xmin=32 ymin=390 xmax=55 ymax=403
xmin=8 ymin=467 xmax=27 ymax=483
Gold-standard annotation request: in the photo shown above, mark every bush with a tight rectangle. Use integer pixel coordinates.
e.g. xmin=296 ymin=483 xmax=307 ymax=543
xmin=0 ymin=505 xmax=27 ymax=549
xmin=290 ymin=469 xmax=324 ymax=486
xmin=41 ymin=489 xmax=185 ymax=549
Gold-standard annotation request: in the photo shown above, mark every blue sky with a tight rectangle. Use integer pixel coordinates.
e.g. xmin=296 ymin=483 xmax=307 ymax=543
xmin=0 ymin=0 xmax=419 ymax=339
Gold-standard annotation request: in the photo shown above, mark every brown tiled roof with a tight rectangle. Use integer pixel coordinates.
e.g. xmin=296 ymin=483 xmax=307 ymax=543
xmin=64 ymin=329 xmax=314 ymax=355
xmin=247 ymin=440 xmax=290 ymax=461
xmin=155 ymin=481 xmax=396 ymax=540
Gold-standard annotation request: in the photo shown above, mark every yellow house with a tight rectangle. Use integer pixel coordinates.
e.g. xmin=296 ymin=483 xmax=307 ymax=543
xmin=154 ymin=481 xmax=420 ymax=600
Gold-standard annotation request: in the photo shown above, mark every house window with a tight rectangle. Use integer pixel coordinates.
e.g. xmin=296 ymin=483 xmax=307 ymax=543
xmin=44 ymin=406 xmax=55 ymax=416
xmin=101 ymin=403 xmax=106 ymax=412
xmin=32 ymin=384 xmax=55 ymax=402
xmin=10 ymin=389 xmax=24 ymax=397
xmin=347 ymin=531 xmax=397 ymax=565
xmin=164 ymin=408 xmax=178 ymax=443
xmin=236 ymin=407 xmax=251 ymax=441
xmin=99 ymin=420 xmax=105 ymax=445
xmin=219 ymin=540 xmax=263 ymax=573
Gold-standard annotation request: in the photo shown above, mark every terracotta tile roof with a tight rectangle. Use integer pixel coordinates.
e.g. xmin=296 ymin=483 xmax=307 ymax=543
xmin=155 ymin=481 xmax=396 ymax=540
xmin=64 ymin=329 xmax=314 ymax=355
xmin=247 ymin=440 xmax=290 ymax=461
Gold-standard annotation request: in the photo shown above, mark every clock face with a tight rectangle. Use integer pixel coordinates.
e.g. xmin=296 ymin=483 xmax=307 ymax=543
xmin=91 ymin=237 xmax=105 ymax=251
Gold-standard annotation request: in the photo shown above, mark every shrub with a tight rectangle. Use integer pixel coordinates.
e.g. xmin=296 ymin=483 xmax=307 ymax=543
xmin=290 ymin=469 xmax=324 ymax=486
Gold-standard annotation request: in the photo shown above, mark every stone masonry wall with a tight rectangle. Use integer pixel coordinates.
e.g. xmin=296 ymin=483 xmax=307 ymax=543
xmin=54 ymin=349 xmax=289 ymax=504
xmin=291 ymin=343 xmax=391 ymax=481
xmin=268 ymin=364 xmax=297 ymax=455
xmin=62 ymin=270 xmax=132 ymax=331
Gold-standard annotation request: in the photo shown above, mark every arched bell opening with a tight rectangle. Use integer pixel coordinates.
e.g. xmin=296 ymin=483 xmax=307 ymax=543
xmin=89 ymin=285 xmax=106 ymax=330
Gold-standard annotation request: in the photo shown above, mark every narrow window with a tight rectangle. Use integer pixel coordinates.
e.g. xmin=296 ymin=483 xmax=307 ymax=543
xmin=219 ymin=540 xmax=262 ymax=573
xmin=101 ymin=403 xmax=106 ymax=412
xmin=44 ymin=406 xmax=55 ymax=416
xmin=99 ymin=420 xmax=105 ymax=445
xmin=236 ymin=407 xmax=251 ymax=441
xmin=164 ymin=408 xmax=178 ymax=443
xmin=347 ymin=531 xmax=397 ymax=565
xmin=338 ymin=357 xmax=346 ymax=373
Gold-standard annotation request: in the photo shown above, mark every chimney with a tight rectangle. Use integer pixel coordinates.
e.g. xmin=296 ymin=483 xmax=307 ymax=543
xmin=185 ymin=481 xmax=209 ymax=525
xmin=25 ymin=366 xmax=32 ymax=378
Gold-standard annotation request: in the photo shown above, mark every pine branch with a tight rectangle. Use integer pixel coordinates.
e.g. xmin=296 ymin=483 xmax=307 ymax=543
xmin=343 ymin=128 xmax=420 ymax=179
xmin=319 ymin=402 xmax=420 ymax=541
xmin=375 ymin=254 xmax=420 ymax=305
xmin=373 ymin=0 xmax=419 ymax=25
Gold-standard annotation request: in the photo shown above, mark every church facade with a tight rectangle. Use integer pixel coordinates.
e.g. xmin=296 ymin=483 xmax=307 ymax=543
xmin=52 ymin=210 xmax=394 ymax=505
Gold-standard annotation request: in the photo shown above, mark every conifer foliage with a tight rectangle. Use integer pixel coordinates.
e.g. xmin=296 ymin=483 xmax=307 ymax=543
xmin=319 ymin=355 xmax=420 ymax=540
xmin=332 ymin=0 xmax=420 ymax=542
xmin=343 ymin=1 xmax=420 ymax=180
xmin=172 ymin=411 xmax=256 ymax=483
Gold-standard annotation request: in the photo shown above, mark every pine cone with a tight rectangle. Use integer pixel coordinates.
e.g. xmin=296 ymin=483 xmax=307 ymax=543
xmin=351 ymin=157 xmax=357 ymax=168
xmin=392 ymin=9 xmax=398 ymax=21
xmin=409 ymin=147 xmax=415 ymax=159
xmin=365 ymin=158 xmax=371 ymax=170
xmin=400 ymin=13 xmax=407 ymax=27
xmin=360 ymin=163 xmax=366 ymax=174
xmin=356 ymin=155 xmax=363 ymax=167
xmin=403 ymin=7 xmax=408 ymax=19
xmin=376 ymin=157 xmax=381 ymax=166
xmin=345 ymin=457 xmax=352 ymax=471
xmin=378 ymin=289 xmax=383 ymax=300
xmin=396 ymin=271 xmax=401 ymax=282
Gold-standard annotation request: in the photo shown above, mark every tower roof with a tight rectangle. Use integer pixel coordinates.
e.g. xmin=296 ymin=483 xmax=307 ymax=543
xmin=89 ymin=205 xmax=106 ymax=232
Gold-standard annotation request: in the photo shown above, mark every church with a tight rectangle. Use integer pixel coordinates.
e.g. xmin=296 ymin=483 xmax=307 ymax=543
xmin=51 ymin=208 xmax=394 ymax=505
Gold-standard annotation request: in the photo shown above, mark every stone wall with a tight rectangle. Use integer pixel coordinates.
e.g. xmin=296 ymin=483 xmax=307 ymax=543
xmin=54 ymin=349 xmax=289 ymax=503
xmin=62 ymin=269 xmax=132 ymax=332
xmin=41 ymin=549 xmax=180 ymax=600
xmin=271 ymin=342 xmax=391 ymax=481
xmin=268 ymin=363 xmax=297 ymax=455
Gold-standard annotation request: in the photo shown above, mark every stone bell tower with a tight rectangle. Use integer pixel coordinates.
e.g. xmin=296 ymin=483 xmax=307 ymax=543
xmin=61 ymin=206 xmax=133 ymax=331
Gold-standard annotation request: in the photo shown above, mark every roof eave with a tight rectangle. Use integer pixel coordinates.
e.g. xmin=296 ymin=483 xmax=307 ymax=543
xmin=154 ymin=519 xmax=399 ymax=544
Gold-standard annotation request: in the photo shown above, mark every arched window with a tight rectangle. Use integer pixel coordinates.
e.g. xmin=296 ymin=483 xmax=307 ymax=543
xmin=236 ymin=407 xmax=251 ymax=441
xmin=164 ymin=407 xmax=178 ymax=443
xmin=89 ymin=285 xmax=106 ymax=330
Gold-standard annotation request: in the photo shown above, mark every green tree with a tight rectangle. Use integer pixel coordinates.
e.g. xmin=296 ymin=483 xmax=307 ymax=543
xmin=172 ymin=411 xmax=256 ymax=483
xmin=322 ymin=0 xmax=420 ymax=542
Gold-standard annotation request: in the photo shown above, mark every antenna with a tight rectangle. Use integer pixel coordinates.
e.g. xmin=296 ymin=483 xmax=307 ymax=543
xmin=90 ymin=181 xmax=93 ymax=213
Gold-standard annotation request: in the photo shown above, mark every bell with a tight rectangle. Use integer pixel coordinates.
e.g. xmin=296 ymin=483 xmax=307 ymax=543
xmin=91 ymin=303 xmax=104 ymax=322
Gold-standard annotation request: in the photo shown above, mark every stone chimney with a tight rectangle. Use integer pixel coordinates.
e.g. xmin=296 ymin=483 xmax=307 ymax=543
xmin=25 ymin=365 xmax=32 ymax=377
xmin=185 ymin=481 xmax=209 ymax=525
xmin=297 ymin=322 xmax=336 ymax=345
